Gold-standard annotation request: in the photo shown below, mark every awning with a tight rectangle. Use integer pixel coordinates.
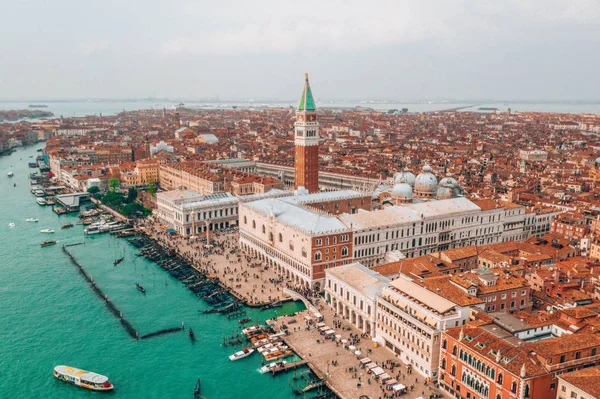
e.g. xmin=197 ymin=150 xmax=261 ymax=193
xmin=392 ymin=384 xmax=406 ymax=391
xmin=380 ymin=373 xmax=391 ymax=381
xmin=386 ymin=378 xmax=398 ymax=385
xmin=316 ymin=322 xmax=326 ymax=327
xmin=360 ymin=358 xmax=372 ymax=364
xmin=325 ymin=329 xmax=335 ymax=335
xmin=166 ymin=228 xmax=177 ymax=234
xmin=372 ymin=367 xmax=385 ymax=376
xmin=365 ymin=362 xmax=377 ymax=369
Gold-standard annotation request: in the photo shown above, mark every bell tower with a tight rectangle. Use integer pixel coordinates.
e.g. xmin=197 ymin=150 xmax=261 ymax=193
xmin=294 ymin=73 xmax=319 ymax=193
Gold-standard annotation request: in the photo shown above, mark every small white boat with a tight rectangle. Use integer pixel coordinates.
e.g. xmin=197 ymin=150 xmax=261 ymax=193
xmin=36 ymin=198 xmax=47 ymax=206
xmin=7 ymin=171 xmax=13 ymax=177
xmin=53 ymin=365 xmax=114 ymax=391
xmin=259 ymin=360 xmax=287 ymax=374
xmin=26 ymin=218 xmax=39 ymax=222
xmin=8 ymin=222 xmax=15 ymax=228
xmin=229 ymin=348 xmax=255 ymax=361
xmin=40 ymin=229 xmax=55 ymax=233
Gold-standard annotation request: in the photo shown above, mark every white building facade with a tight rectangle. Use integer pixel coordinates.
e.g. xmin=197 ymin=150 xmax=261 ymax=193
xmin=376 ymin=277 xmax=484 ymax=382
xmin=325 ymin=263 xmax=389 ymax=338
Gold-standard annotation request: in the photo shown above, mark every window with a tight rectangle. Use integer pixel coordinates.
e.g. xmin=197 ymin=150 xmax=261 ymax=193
xmin=575 ymin=352 xmax=581 ymax=360
xmin=278 ymin=233 xmax=283 ymax=243
xmin=570 ymin=392 xmax=577 ymax=399
xmin=252 ymin=220 xmax=256 ymax=229
xmin=341 ymin=247 xmax=348 ymax=257
xmin=243 ymin=216 xmax=247 ymax=224
xmin=301 ymin=248 xmax=307 ymax=258
xmin=592 ymin=348 xmax=597 ymax=356
xmin=315 ymin=251 xmax=322 ymax=261
xmin=560 ymin=355 xmax=566 ymax=363
xmin=315 ymin=238 xmax=322 ymax=246
xmin=289 ymin=241 xmax=294 ymax=251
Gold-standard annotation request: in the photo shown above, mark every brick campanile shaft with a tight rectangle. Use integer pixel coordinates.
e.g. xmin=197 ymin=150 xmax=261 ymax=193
xmin=294 ymin=73 xmax=319 ymax=193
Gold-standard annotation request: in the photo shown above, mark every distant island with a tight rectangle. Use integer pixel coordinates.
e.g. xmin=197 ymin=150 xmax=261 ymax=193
xmin=478 ymin=107 xmax=499 ymax=111
xmin=28 ymin=104 xmax=48 ymax=108
xmin=0 ymin=109 xmax=54 ymax=122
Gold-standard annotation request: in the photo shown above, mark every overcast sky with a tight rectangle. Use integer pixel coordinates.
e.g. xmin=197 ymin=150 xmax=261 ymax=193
xmin=1 ymin=0 xmax=599 ymax=101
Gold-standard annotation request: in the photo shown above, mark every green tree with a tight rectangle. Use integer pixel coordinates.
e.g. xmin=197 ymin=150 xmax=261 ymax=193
xmin=102 ymin=191 xmax=124 ymax=208
xmin=108 ymin=178 xmax=120 ymax=192
xmin=87 ymin=186 xmax=100 ymax=195
xmin=127 ymin=186 xmax=138 ymax=203
xmin=147 ymin=178 xmax=157 ymax=197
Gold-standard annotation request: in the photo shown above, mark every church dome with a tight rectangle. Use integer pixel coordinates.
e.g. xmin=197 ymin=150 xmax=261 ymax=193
xmin=391 ymin=183 xmax=413 ymax=200
xmin=436 ymin=173 xmax=463 ymax=200
xmin=394 ymin=168 xmax=416 ymax=187
xmin=414 ymin=165 xmax=437 ymax=198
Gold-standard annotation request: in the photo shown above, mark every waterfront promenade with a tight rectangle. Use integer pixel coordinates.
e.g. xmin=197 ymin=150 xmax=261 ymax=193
xmin=270 ymin=304 xmax=444 ymax=399
xmin=136 ymin=217 xmax=286 ymax=306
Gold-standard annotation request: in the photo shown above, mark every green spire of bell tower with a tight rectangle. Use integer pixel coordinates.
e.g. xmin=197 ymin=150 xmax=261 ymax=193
xmin=298 ymin=73 xmax=316 ymax=111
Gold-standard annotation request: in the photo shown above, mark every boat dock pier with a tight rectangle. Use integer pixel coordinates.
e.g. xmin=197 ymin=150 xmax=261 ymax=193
xmin=62 ymin=244 xmax=184 ymax=341
xmin=270 ymin=359 xmax=309 ymax=375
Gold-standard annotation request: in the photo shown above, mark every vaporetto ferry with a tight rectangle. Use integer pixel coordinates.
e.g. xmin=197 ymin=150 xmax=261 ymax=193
xmin=53 ymin=365 xmax=114 ymax=391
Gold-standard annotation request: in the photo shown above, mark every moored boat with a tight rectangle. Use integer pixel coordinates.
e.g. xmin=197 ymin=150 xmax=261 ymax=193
xmin=26 ymin=218 xmax=39 ymax=222
xmin=238 ymin=317 xmax=252 ymax=324
xmin=61 ymin=223 xmax=73 ymax=229
xmin=189 ymin=327 xmax=195 ymax=341
xmin=53 ymin=365 xmax=113 ymax=391
xmin=41 ymin=241 xmax=57 ymax=247
xmin=229 ymin=347 xmax=255 ymax=361
xmin=36 ymin=198 xmax=47 ymax=206
xmin=40 ymin=229 xmax=55 ymax=233
xmin=259 ymin=360 xmax=287 ymax=374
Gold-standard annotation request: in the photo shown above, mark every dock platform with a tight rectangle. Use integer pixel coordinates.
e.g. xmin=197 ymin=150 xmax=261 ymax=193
xmin=271 ymin=359 xmax=309 ymax=375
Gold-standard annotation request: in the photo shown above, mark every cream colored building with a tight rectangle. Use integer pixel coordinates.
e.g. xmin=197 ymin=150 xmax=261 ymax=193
xmin=376 ymin=277 xmax=484 ymax=382
xmin=156 ymin=188 xmax=290 ymax=236
xmin=558 ymin=367 xmax=600 ymax=399
xmin=325 ymin=263 xmax=389 ymax=337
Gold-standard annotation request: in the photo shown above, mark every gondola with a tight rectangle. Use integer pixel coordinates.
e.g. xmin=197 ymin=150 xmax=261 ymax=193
xmin=61 ymin=223 xmax=73 ymax=229
xmin=114 ymin=257 xmax=125 ymax=266
xmin=238 ymin=317 xmax=252 ymax=324
xmin=189 ymin=327 xmax=195 ymax=341
xmin=136 ymin=282 xmax=146 ymax=293
xmin=193 ymin=378 xmax=201 ymax=398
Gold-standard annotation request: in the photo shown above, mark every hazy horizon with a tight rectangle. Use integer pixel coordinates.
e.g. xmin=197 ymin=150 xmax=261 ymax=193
xmin=1 ymin=1 xmax=599 ymax=101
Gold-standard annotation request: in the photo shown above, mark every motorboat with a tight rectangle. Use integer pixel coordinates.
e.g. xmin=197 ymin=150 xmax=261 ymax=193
xmin=53 ymin=365 xmax=113 ymax=391
xmin=7 ymin=171 xmax=13 ymax=177
xmin=8 ymin=222 xmax=15 ymax=228
xmin=40 ymin=229 xmax=55 ymax=233
xmin=61 ymin=223 xmax=73 ymax=229
xmin=41 ymin=241 xmax=57 ymax=247
xmin=26 ymin=218 xmax=39 ymax=222
xmin=136 ymin=282 xmax=146 ymax=293
xmin=259 ymin=360 xmax=287 ymax=374
xmin=113 ymin=257 xmax=124 ymax=265
xmin=229 ymin=348 xmax=255 ymax=361
xmin=189 ymin=328 xmax=195 ymax=341
xmin=36 ymin=198 xmax=47 ymax=206
xmin=238 ymin=317 xmax=252 ymax=324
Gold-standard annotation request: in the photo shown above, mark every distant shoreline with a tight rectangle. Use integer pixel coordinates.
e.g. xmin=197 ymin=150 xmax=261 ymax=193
xmin=0 ymin=109 xmax=54 ymax=122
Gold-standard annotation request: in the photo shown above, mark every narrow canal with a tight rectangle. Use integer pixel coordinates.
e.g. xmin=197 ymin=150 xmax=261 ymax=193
xmin=0 ymin=143 xmax=312 ymax=398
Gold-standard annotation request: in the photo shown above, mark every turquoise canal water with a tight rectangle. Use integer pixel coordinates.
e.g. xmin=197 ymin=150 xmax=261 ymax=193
xmin=0 ymin=143 xmax=308 ymax=398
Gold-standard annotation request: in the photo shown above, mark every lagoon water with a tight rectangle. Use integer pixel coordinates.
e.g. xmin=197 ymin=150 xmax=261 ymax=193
xmin=0 ymin=143 xmax=307 ymax=398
